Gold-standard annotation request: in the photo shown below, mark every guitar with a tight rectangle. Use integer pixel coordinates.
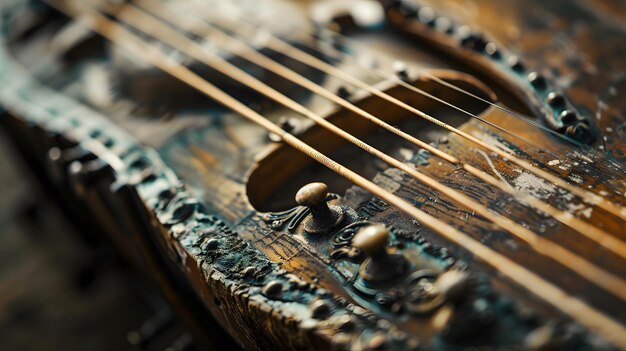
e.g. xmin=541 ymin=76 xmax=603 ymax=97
xmin=1 ymin=0 xmax=625 ymax=349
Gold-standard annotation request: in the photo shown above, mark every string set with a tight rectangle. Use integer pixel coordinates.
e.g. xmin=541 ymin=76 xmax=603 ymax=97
xmin=202 ymin=0 xmax=620 ymax=173
xmin=128 ymin=0 xmax=626 ymax=264
xmin=298 ymin=26 xmax=626 ymax=177
xmin=192 ymin=5 xmax=626 ymax=221
xmin=38 ymin=0 xmax=626 ymax=348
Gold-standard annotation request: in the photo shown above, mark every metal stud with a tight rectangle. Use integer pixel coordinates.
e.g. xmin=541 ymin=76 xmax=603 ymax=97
xmin=460 ymin=32 xmax=487 ymax=52
xmin=434 ymin=17 xmax=453 ymax=34
xmin=309 ymin=299 xmax=332 ymax=319
xmin=170 ymin=202 xmax=198 ymax=224
xmin=241 ymin=266 xmax=258 ymax=277
xmin=418 ymin=7 xmax=436 ymax=26
xmin=528 ymin=71 xmax=547 ymax=89
xmin=484 ymin=42 xmax=500 ymax=59
xmin=262 ymin=280 xmax=283 ymax=298
xmin=507 ymin=56 xmax=525 ymax=72
xmin=546 ymin=92 xmax=565 ymax=108
xmin=204 ymin=238 xmax=220 ymax=250
xmin=559 ymin=110 xmax=578 ymax=124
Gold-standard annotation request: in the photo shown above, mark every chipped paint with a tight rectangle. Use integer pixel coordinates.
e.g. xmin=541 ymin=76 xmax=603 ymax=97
xmin=569 ymin=173 xmax=584 ymax=184
xmin=513 ymin=172 xmax=556 ymax=199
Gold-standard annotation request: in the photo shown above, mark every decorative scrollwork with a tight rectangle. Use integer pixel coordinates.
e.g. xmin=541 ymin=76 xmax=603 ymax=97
xmin=331 ymin=221 xmax=374 ymax=247
xmin=329 ymin=246 xmax=363 ymax=263
xmin=262 ymin=193 xmax=340 ymax=233
xmin=403 ymin=270 xmax=445 ymax=315
xmin=357 ymin=199 xmax=389 ymax=218
xmin=353 ymin=269 xmax=446 ymax=316
xmin=262 ymin=206 xmax=310 ymax=233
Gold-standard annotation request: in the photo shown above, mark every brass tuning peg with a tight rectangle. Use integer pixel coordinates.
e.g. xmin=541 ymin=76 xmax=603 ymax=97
xmin=295 ymin=182 xmax=344 ymax=234
xmin=352 ymin=224 xmax=407 ymax=283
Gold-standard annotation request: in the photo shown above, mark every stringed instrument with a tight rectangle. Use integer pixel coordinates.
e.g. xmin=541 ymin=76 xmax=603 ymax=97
xmin=1 ymin=0 xmax=625 ymax=349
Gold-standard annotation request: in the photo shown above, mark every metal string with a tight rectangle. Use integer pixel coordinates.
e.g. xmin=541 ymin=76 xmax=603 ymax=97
xmin=41 ymin=0 xmax=626 ymax=348
xmin=179 ymin=0 xmax=624 ymax=184
xmin=80 ymin=0 xmax=626 ymax=304
xmin=184 ymin=0 xmax=626 ymax=184
xmin=183 ymin=2 xmax=625 ymax=220
xmin=193 ymin=0 xmax=601 ymax=155
xmin=132 ymin=0 xmax=626 ymax=259
xmin=297 ymin=30 xmax=626 ymax=176
xmin=204 ymin=0 xmax=626 ymax=196
xmin=311 ymin=29 xmax=586 ymax=147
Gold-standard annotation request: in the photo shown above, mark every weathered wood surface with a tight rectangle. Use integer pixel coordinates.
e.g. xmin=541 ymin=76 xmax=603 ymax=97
xmin=1 ymin=0 xmax=625 ymax=350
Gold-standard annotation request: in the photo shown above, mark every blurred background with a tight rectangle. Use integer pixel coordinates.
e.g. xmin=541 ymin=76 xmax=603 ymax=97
xmin=0 ymin=135 xmax=188 ymax=351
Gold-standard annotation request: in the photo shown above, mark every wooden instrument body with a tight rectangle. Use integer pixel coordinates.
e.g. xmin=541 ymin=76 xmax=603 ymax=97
xmin=1 ymin=0 xmax=625 ymax=350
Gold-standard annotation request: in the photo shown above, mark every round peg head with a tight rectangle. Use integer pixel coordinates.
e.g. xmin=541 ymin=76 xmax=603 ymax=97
xmin=353 ymin=223 xmax=407 ymax=283
xmin=295 ymin=182 xmax=345 ymax=234
xmin=295 ymin=182 xmax=329 ymax=208
xmin=352 ymin=224 xmax=389 ymax=258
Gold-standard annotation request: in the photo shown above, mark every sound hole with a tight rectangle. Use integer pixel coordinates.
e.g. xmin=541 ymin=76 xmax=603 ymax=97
xmin=246 ymin=72 xmax=493 ymax=212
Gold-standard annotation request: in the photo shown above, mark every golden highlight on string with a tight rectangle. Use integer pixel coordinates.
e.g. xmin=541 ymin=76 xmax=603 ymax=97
xmin=185 ymin=0 xmax=626 ymax=220
xmin=39 ymin=0 xmax=626 ymax=349
xmin=133 ymin=0 xmax=626 ymax=263
xmin=109 ymin=0 xmax=626 ymax=296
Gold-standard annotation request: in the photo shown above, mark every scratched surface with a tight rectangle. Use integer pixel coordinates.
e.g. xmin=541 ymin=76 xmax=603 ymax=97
xmin=152 ymin=0 xmax=626 ymax=348
xmin=1 ymin=0 xmax=626 ymax=350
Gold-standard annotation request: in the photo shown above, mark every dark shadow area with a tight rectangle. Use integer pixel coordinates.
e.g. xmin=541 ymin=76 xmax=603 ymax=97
xmin=0 ymin=136 xmax=189 ymax=351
